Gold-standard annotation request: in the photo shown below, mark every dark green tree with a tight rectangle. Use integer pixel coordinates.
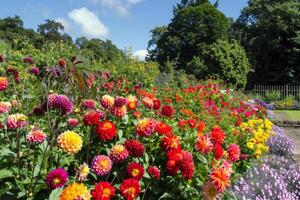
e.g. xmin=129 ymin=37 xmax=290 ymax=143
xmin=149 ymin=2 xmax=229 ymax=71
xmin=233 ymin=0 xmax=300 ymax=87
xmin=37 ymin=20 xmax=72 ymax=43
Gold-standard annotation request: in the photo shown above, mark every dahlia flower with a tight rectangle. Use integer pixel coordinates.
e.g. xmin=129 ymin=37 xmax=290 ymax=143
xmin=67 ymin=118 xmax=79 ymax=127
xmin=214 ymin=143 xmax=223 ymax=160
xmin=26 ymin=129 xmax=47 ymax=144
xmin=0 ymin=77 xmax=8 ymax=91
xmin=82 ymin=99 xmax=96 ymax=109
xmin=110 ymin=105 xmax=127 ymax=118
xmin=29 ymin=66 xmax=40 ymax=76
xmin=109 ymin=144 xmax=129 ymax=163
xmin=210 ymin=126 xmax=225 ymax=144
xmin=91 ymin=155 xmax=112 ymax=176
xmin=210 ymin=167 xmax=231 ymax=192
xmin=124 ymin=139 xmax=145 ymax=158
xmin=75 ymin=163 xmax=90 ymax=182
xmin=161 ymin=105 xmax=174 ymax=117
xmin=58 ymin=59 xmax=66 ymax=68
xmin=47 ymin=94 xmax=73 ymax=115
xmin=96 ymin=121 xmax=117 ymax=141
xmin=100 ymin=95 xmax=114 ymax=109
xmin=135 ymin=118 xmax=156 ymax=137
xmin=152 ymin=98 xmax=161 ymax=110
xmin=127 ymin=95 xmax=138 ymax=110
xmin=120 ymin=178 xmax=141 ymax=200
xmin=114 ymin=97 xmax=128 ymax=107
xmin=227 ymin=143 xmax=241 ymax=162
xmin=91 ymin=181 xmax=116 ymax=200
xmin=6 ymin=113 xmax=27 ymax=129
xmin=177 ymin=150 xmax=194 ymax=180
xmin=155 ymin=121 xmax=172 ymax=136
xmin=126 ymin=162 xmax=144 ymax=180
xmin=0 ymin=101 xmax=11 ymax=113
xmin=83 ymin=110 xmax=105 ymax=126
xmin=45 ymin=168 xmax=68 ymax=190
xmin=160 ymin=134 xmax=181 ymax=152
xmin=142 ymin=97 xmax=154 ymax=108
xmin=57 ymin=130 xmax=82 ymax=154
xmin=147 ymin=166 xmax=160 ymax=180
xmin=202 ymin=181 xmax=220 ymax=200
xmin=195 ymin=135 xmax=213 ymax=154
xmin=59 ymin=182 xmax=91 ymax=200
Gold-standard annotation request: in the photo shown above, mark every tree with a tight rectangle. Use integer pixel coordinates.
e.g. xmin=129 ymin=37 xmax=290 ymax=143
xmin=37 ymin=20 xmax=72 ymax=43
xmin=149 ymin=2 xmax=229 ymax=71
xmin=233 ymin=0 xmax=300 ymax=87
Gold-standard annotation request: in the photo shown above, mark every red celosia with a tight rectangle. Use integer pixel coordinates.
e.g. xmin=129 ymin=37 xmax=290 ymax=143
xmin=195 ymin=135 xmax=213 ymax=154
xmin=210 ymin=126 xmax=225 ymax=144
xmin=124 ymin=139 xmax=145 ymax=158
xmin=120 ymin=178 xmax=141 ymax=200
xmin=161 ymin=105 xmax=174 ymax=117
xmin=227 ymin=143 xmax=241 ymax=162
xmin=83 ymin=111 xmax=101 ymax=126
xmin=91 ymin=181 xmax=116 ymax=200
xmin=214 ymin=143 xmax=223 ymax=160
xmin=147 ymin=166 xmax=160 ymax=180
xmin=160 ymin=134 xmax=181 ymax=152
xmin=155 ymin=121 xmax=172 ymax=136
xmin=126 ymin=162 xmax=144 ymax=180
xmin=96 ymin=121 xmax=117 ymax=141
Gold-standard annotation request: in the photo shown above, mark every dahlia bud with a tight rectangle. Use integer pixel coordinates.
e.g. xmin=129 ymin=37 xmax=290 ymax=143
xmin=58 ymin=59 xmax=66 ymax=68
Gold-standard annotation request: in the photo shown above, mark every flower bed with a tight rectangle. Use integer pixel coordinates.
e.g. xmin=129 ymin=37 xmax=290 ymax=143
xmin=0 ymin=55 xmax=298 ymax=199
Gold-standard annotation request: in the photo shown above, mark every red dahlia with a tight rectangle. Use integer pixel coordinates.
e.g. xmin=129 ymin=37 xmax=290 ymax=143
xmin=155 ymin=121 xmax=172 ymax=136
xmin=147 ymin=166 xmax=160 ymax=180
xmin=152 ymin=98 xmax=161 ymax=110
xmin=160 ymin=134 xmax=181 ymax=152
xmin=214 ymin=143 xmax=223 ymax=160
xmin=161 ymin=105 xmax=175 ymax=117
xmin=91 ymin=181 xmax=116 ymax=200
xmin=126 ymin=162 xmax=144 ymax=180
xmin=120 ymin=178 xmax=141 ymax=200
xmin=177 ymin=151 xmax=194 ymax=180
xmin=124 ymin=139 xmax=145 ymax=158
xmin=83 ymin=111 xmax=101 ymax=126
xmin=96 ymin=121 xmax=117 ymax=141
xmin=187 ymin=119 xmax=197 ymax=129
xmin=210 ymin=126 xmax=225 ymax=144
xmin=227 ymin=143 xmax=241 ymax=162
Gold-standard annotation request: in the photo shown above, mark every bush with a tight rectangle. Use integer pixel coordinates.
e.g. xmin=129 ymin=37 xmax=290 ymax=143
xmin=265 ymin=90 xmax=281 ymax=102
xmin=275 ymin=95 xmax=296 ymax=110
xmin=187 ymin=40 xmax=250 ymax=89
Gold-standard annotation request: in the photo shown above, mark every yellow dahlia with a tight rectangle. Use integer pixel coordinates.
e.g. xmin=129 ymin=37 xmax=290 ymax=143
xmin=57 ymin=130 xmax=83 ymax=154
xmin=60 ymin=182 xmax=91 ymax=200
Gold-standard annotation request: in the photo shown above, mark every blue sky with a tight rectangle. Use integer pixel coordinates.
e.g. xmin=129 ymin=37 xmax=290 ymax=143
xmin=0 ymin=0 xmax=248 ymax=59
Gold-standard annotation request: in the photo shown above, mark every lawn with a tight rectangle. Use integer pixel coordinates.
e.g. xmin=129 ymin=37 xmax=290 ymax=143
xmin=274 ymin=110 xmax=300 ymax=121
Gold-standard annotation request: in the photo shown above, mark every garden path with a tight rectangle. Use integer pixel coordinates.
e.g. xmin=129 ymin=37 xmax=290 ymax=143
xmin=283 ymin=128 xmax=300 ymax=165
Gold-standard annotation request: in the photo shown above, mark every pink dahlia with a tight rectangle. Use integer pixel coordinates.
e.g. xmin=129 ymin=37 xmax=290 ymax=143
xmin=114 ymin=97 xmax=128 ymax=107
xmin=0 ymin=77 xmax=8 ymax=91
xmin=91 ymin=155 xmax=112 ymax=176
xmin=29 ymin=66 xmax=40 ymax=76
xmin=100 ymin=95 xmax=114 ymax=109
xmin=26 ymin=129 xmax=47 ymax=144
xmin=0 ymin=102 xmax=11 ymax=113
xmin=6 ymin=114 xmax=27 ymax=129
xmin=82 ymin=99 xmax=96 ymax=109
xmin=47 ymin=94 xmax=73 ymax=115
xmin=110 ymin=105 xmax=127 ymax=118
xmin=109 ymin=144 xmax=129 ymax=163
xmin=67 ymin=118 xmax=79 ymax=127
xmin=227 ymin=143 xmax=241 ymax=162
xmin=45 ymin=168 xmax=68 ymax=190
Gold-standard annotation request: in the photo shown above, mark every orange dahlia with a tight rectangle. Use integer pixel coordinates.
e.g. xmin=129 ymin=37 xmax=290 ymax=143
xmin=57 ymin=130 xmax=82 ymax=154
xmin=59 ymin=182 xmax=91 ymax=200
xmin=127 ymin=95 xmax=138 ymax=110
xmin=135 ymin=118 xmax=156 ymax=137
xmin=210 ymin=167 xmax=231 ymax=192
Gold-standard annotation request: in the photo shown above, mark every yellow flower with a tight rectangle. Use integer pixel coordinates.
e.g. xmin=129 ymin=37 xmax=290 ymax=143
xmin=60 ymin=182 xmax=91 ymax=200
xmin=57 ymin=131 xmax=82 ymax=154
xmin=246 ymin=142 xmax=254 ymax=149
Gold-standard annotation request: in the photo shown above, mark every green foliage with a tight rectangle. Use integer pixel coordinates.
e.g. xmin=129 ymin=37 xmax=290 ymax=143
xmin=233 ymin=0 xmax=300 ymax=86
xmin=265 ymin=90 xmax=281 ymax=102
xmin=149 ymin=2 xmax=229 ymax=71
xmin=186 ymin=40 xmax=250 ymax=89
xmin=275 ymin=95 xmax=297 ymax=110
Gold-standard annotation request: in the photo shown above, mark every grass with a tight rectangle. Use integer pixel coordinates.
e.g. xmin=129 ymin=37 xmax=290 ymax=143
xmin=274 ymin=110 xmax=300 ymax=121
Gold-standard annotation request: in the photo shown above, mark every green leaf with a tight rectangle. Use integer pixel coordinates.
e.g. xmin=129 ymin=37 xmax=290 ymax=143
xmin=0 ymin=169 xmax=12 ymax=180
xmin=49 ymin=187 xmax=63 ymax=200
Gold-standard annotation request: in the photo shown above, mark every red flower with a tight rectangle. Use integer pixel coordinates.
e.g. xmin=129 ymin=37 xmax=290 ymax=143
xmin=96 ymin=121 xmax=117 ymax=141
xmin=124 ymin=139 xmax=145 ymax=158
xmin=214 ymin=143 xmax=223 ymax=160
xmin=195 ymin=135 xmax=213 ymax=154
xmin=177 ymin=151 xmax=194 ymax=180
xmin=210 ymin=167 xmax=231 ymax=192
xmin=187 ymin=119 xmax=197 ymax=129
xmin=178 ymin=119 xmax=188 ymax=129
xmin=155 ymin=121 xmax=172 ymax=136
xmin=136 ymin=118 xmax=156 ymax=137
xmin=227 ymin=143 xmax=241 ymax=162
xmin=147 ymin=166 xmax=160 ymax=180
xmin=197 ymin=121 xmax=206 ymax=132
xmin=58 ymin=59 xmax=66 ymax=68
xmin=132 ymin=111 xmax=142 ymax=118
xmin=91 ymin=181 xmax=116 ymax=200
xmin=126 ymin=162 xmax=144 ymax=180
xmin=166 ymin=159 xmax=179 ymax=176
xmin=120 ymin=178 xmax=141 ymax=200
xmin=161 ymin=105 xmax=174 ymax=117
xmin=210 ymin=126 xmax=225 ymax=144
xmin=152 ymin=99 xmax=161 ymax=110
xmin=160 ymin=134 xmax=181 ymax=152
xmin=83 ymin=111 xmax=101 ymax=126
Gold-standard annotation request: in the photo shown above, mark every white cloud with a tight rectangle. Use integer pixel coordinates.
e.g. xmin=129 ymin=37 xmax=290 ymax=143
xmin=55 ymin=17 xmax=71 ymax=33
xmin=133 ymin=50 xmax=148 ymax=61
xmin=89 ymin=0 xmax=144 ymax=17
xmin=68 ymin=7 xmax=109 ymax=38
